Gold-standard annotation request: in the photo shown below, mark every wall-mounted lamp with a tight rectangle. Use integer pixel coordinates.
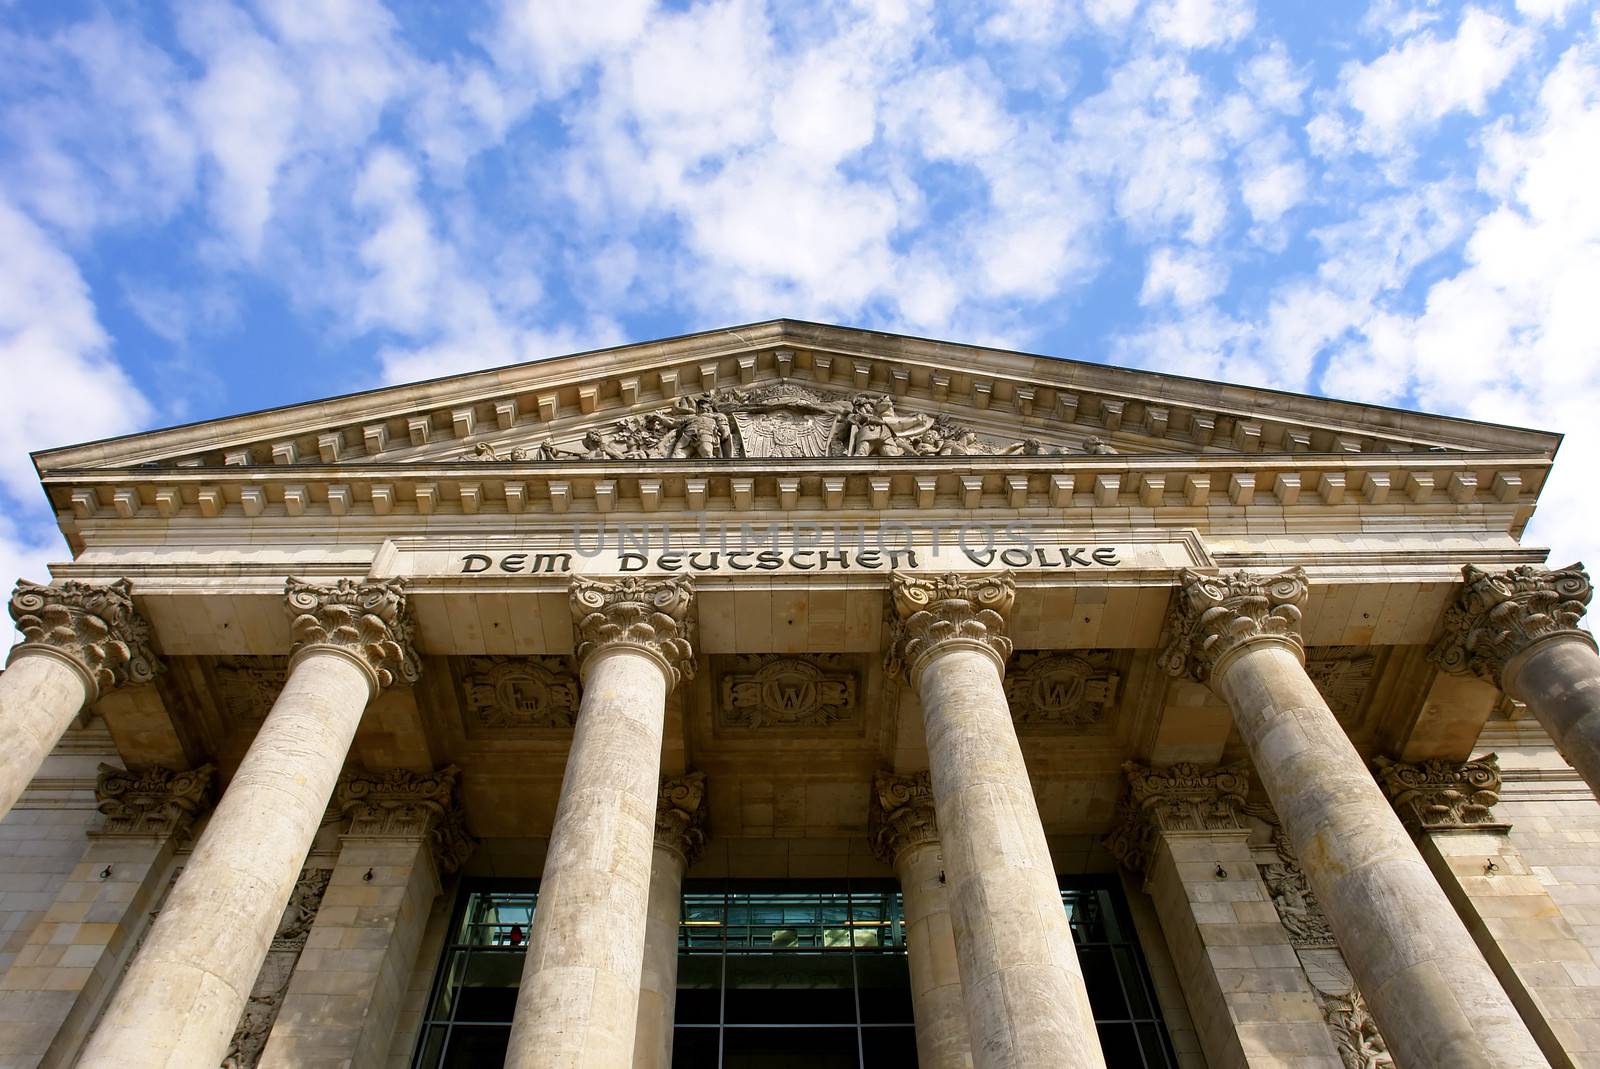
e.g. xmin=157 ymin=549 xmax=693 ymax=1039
xmin=362 ymin=868 xmax=374 ymax=882
xmin=98 ymin=865 xmax=113 ymax=880
xmin=1214 ymin=864 xmax=1228 ymax=880
xmin=1485 ymin=859 xmax=1499 ymax=875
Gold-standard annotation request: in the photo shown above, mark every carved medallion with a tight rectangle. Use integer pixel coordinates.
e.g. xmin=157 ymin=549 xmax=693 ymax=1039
xmin=458 ymin=655 xmax=580 ymax=731
xmin=718 ymin=654 xmax=858 ymax=729
xmin=1304 ymin=647 xmax=1376 ymax=719
xmin=1004 ymin=651 xmax=1119 ymax=727
xmin=213 ymin=657 xmax=287 ymax=720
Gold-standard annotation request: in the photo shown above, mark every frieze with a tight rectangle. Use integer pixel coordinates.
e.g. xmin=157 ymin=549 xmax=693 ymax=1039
xmin=457 ymin=655 xmax=580 ymax=732
xmin=1004 ymin=650 xmax=1119 ymax=728
xmin=718 ymin=654 xmax=858 ymax=730
xmin=1320 ymin=989 xmax=1394 ymax=1069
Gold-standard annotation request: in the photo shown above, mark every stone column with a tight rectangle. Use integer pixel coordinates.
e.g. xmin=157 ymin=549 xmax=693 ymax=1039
xmin=633 ymin=772 xmax=707 ymax=1069
xmin=1 ymin=580 xmax=159 ymax=820
xmin=76 ymin=578 xmax=418 ymax=1069
xmin=869 ymin=769 xmax=973 ymax=1069
xmin=505 ymin=576 xmax=694 ymax=1069
xmin=0 ymin=763 xmax=212 ymax=1068
xmin=1105 ymin=762 xmax=1341 ymax=1068
xmin=1162 ymin=567 xmax=1548 ymax=1068
xmin=258 ymin=766 xmax=474 ymax=1069
xmin=888 ymin=571 xmax=1104 ymax=1069
xmin=1433 ymin=563 xmax=1600 ymax=800
xmin=1375 ymin=753 xmax=1598 ymax=1069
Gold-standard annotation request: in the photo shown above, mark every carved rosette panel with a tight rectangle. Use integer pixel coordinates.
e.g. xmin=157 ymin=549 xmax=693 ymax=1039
xmin=1304 ymin=647 xmax=1376 ymax=720
xmin=1371 ymin=753 xmax=1508 ymax=835
xmin=336 ymin=766 xmax=475 ymax=874
xmin=1320 ymin=988 xmax=1394 ymax=1069
xmin=213 ymin=656 xmax=287 ymax=720
xmin=570 ymin=575 xmax=695 ymax=687
xmin=718 ymin=654 xmax=858 ymax=730
xmin=1105 ymin=762 xmax=1250 ymax=876
xmin=284 ymin=577 xmax=420 ymax=690
xmin=887 ymin=571 xmax=1015 ymax=682
xmin=222 ymin=866 xmax=332 ymax=1069
xmin=655 ymin=772 xmax=708 ymax=865
xmin=868 ymin=770 xmax=938 ymax=866
xmin=1431 ymin=563 xmax=1595 ymax=685
xmin=1160 ymin=568 xmax=1309 ymax=684
xmin=93 ymin=762 xmax=214 ymax=839
xmin=1004 ymin=651 xmax=1119 ymax=728
xmin=7 ymin=578 xmax=160 ymax=699
xmin=458 ymin=655 xmax=580 ymax=732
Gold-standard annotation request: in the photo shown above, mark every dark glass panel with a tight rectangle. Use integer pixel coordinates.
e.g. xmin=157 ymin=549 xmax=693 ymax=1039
xmin=674 ymin=955 xmax=722 ymax=1024
xmin=1137 ymin=1021 xmax=1178 ymax=1068
xmin=1116 ymin=947 xmax=1154 ymax=1018
xmin=724 ymin=954 xmax=856 ymax=1024
xmin=855 ymin=954 xmax=915 ymax=1024
xmin=1077 ymin=946 xmax=1125 ymax=1020
xmin=860 ymin=1025 xmax=919 ymax=1064
xmin=1097 ymin=1021 xmax=1141 ymax=1066
xmin=722 ymin=1027 xmax=859 ymax=1068
xmin=671 ymin=1027 xmax=720 ymax=1068
xmin=452 ymin=949 xmax=523 ymax=1023
xmin=438 ymin=1024 xmax=510 ymax=1068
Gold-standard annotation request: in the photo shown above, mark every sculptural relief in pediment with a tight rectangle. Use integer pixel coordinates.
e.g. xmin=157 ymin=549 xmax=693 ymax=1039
xmin=457 ymin=385 xmax=1117 ymax=462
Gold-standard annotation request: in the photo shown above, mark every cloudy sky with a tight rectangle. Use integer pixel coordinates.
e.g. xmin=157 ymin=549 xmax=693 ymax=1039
xmin=1 ymin=0 xmax=1597 ymax=595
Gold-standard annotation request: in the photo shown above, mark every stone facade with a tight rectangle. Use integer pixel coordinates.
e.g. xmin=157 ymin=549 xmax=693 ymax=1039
xmin=0 ymin=320 xmax=1596 ymax=1068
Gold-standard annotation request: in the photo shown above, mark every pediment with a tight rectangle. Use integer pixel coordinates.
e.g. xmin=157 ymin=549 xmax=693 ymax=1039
xmin=34 ymin=319 xmax=1559 ymax=476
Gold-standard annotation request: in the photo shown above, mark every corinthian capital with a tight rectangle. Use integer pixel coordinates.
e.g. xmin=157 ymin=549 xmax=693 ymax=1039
xmin=655 ymin=772 xmax=708 ymax=865
xmin=887 ymin=571 xmax=1015 ymax=681
xmin=1104 ymin=761 xmax=1250 ymax=875
xmin=570 ymin=575 xmax=695 ymax=687
xmin=1372 ymin=753 xmax=1509 ymax=835
xmin=1430 ymin=564 xmax=1594 ymax=685
xmin=92 ymin=762 xmax=214 ymax=839
xmin=868 ymin=769 xmax=939 ymax=866
xmin=1159 ymin=568 xmax=1309 ymax=684
xmin=8 ymin=579 xmax=160 ymax=701
xmin=336 ymin=766 xmax=475 ymax=874
xmin=285 ymin=577 xmax=419 ymax=691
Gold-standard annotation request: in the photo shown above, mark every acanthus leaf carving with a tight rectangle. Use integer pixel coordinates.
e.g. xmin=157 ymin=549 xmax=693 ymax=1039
xmin=336 ymin=766 xmax=476 ymax=875
xmin=1160 ymin=568 xmax=1309 ymax=683
xmin=570 ymin=575 xmax=695 ymax=687
xmin=1371 ymin=753 xmax=1508 ymax=835
xmin=93 ymin=762 xmax=214 ymax=839
xmin=1104 ymin=762 xmax=1250 ymax=876
xmin=868 ymin=769 xmax=939 ymax=866
xmin=1430 ymin=563 xmax=1594 ymax=685
xmin=285 ymin=577 xmax=419 ymax=690
xmin=8 ymin=578 xmax=160 ymax=699
xmin=888 ymin=571 xmax=1015 ymax=682
xmin=1320 ymin=988 xmax=1394 ymax=1069
xmin=655 ymin=772 xmax=708 ymax=865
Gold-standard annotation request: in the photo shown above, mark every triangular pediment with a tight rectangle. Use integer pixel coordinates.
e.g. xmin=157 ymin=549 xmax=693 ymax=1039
xmin=34 ymin=320 xmax=1559 ymax=476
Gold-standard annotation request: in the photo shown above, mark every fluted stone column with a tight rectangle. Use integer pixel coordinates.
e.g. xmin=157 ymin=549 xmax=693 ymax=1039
xmin=1163 ymin=568 xmax=1548 ymax=1068
xmin=1 ymin=580 xmax=159 ymax=819
xmin=259 ymin=766 xmax=474 ymax=1069
xmin=77 ymin=578 xmax=418 ymax=1069
xmin=888 ymin=572 xmax=1104 ymax=1069
xmin=1433 ymin=563 xmax=1600 ymax=799
xmin=0 ymin=763 xmax=212 ymax=1068
xmin=633 ymin=772 xmax=707 ymax=1069
xmin=1105 ymin=762 xmax=1342 ymax=1068
xmin=869 ymin=770 xmax=973 ymax=1069
xmin=506 ymin=576 xmax=694 ymax=1069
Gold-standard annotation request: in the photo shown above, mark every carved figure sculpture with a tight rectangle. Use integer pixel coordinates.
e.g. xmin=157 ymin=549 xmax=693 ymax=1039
xmin=1082 ymin=435 xmax=1119 ymax=455
xmin=657 ymin=394 xmax=733 ymax=458
xmin=847 ymin=395 xmax=935 ymax=456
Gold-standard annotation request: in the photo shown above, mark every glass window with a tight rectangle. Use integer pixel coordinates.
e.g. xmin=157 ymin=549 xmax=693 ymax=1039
xmin=1063 ymin=881 xmax=1180 ymax=1069
xmin=412 ymin=884 xmax=535 ymax=1068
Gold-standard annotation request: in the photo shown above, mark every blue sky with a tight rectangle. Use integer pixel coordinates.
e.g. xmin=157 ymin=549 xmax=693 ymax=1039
xmin=2 ymin=0 xmax=1598 ymax=592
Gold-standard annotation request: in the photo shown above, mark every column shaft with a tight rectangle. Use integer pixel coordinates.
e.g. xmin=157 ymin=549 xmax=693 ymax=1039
xmin=506 ymin=648 xmax=670 ymax=1069
xmin=1214 ymin=642 xmax=1547 ymax=1067
xmin=897 ymin=839 xmax=973 ymax=1069
xmin=1504 ymin=634 xmax=1600 ymax=798
xmin=918 ymin=645 xmax=1103 ymax=1069
xmin=0 ymin=654 xmax=92 ymax=819
xmin=633 ymin=844 xmax=686 ymax=1069
xmin=77 ymin=649 xmax=373 ymax=1069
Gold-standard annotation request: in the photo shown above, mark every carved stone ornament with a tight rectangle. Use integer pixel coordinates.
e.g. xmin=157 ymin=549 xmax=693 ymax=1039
xmin=868 ymin=769 xmax=939 ymax=866
xmin=719 ymin=654 xmax=857 ymax=729
xmin=93 ymin=762 xmax=214 ymax=839
xmin=1320 ymin=988 xmax=1394 ymax=1069
xmin=460 ymin=655 xmax=580 ymax=730
xmin=284 ymin=577 xmax=420 ymax=690
xmin=1371 ymin=752 xmax=1509 ymax=835
xmin=7 ymin=578 xmax=160 ymax=700
xmin=1004 ymin=651 xmax=1119 ymax=727
xmin=213 ymin=657 xmax=287 ymax=720
xmin=1242 ymin=801 xmax=1339 ymax=949
xmin=1304 ymin=647 xmax=1377 ymax=719
xmin=222 ymin=867 xmax=332 ymax=1069
xmin=887 ymin=571 xmax=1015 ymax=682
xmin=336 ymin=766 xmax=475 ymax=874
xmin=1431 ymin=563 xmax=1595 ymax=685
xmin=655 ymin=772 xmax=708 ymax=865
xmin=570 ymin=575 xmax=695 ymax=686
xmin=1104 ymin=762 xmax=1250 ymax=876
xmin=1160 ymin=568 xmax=1309 ymax=684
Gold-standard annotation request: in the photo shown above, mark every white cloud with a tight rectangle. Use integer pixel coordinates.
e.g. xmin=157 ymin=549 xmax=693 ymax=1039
xmin=1515 ymin=0 xmax=1583 ymax=24
xmin=1146 ymin=0 xmax=1254 ymax=50
xmin=1140 ymin=246 xmax=1226 ymax=307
